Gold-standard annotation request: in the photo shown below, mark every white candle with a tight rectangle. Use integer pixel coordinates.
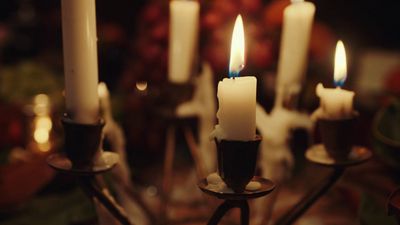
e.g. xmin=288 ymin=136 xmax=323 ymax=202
xmin=168 ymin=0 xmax=199 ymax=84
xmin=276 ymin=0 xmax=315 ymax=89
xmin=313 ymin=41 xmax=356 ymax=120
xmin=62 ymin=0 xmax=99 ymax=123
xmin=214 ymin=15 xmax=257 ymax=141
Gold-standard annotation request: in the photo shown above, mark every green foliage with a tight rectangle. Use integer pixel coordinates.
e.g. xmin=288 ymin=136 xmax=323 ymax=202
xmin=0 ymin=61 xmax=63 ymax=107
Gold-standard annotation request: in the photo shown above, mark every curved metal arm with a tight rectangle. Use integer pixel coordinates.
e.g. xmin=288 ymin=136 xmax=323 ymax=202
xmin=275 ymin=167 xmax=345 ymax=225
xmin=207 ymin=200 xmax=249 ymax=225
xmin=78 ymin=176 xmax=134 ymax=225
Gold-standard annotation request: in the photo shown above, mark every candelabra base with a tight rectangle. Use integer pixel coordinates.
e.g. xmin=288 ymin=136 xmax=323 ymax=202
xmin=198 ymin=177 xmax=275 ymax=200
xmin=305 ymin=144 xmax=372 ymax=167
xmin=47 ymin=152 xmax=133 ymax=225
xmin=199 ymin=177 xmax=275 ymax=225
xmin=47 ymin=151 xmax=119 ymax=175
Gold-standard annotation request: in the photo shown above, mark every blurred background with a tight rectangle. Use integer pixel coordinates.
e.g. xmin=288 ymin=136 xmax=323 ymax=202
xmin=0 ymin=0 xmax=400 ymax=224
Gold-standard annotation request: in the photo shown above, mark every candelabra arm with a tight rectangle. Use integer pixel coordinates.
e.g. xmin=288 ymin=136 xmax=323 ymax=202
xmin=275 ymin=167 xmax=345 ymax=225
xmin=78 ymin=176 xmax=134 ymax=225
xmin=207 ymin=200 xmax=249 ymax=225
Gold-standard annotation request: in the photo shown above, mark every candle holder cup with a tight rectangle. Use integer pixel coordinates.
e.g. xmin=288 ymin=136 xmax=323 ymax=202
xmin=318 ymin=117 xmax=357 ymax=160
xmin=215 ymin=135 xmax=261 ymax=193
xmin=62 ymin=115 xmax=104 ymax=169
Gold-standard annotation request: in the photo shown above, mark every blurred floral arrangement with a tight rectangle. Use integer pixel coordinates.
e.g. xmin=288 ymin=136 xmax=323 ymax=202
xmin=121 ymin=0 xmax=336 ymax=87
xmin=0 ymin=62 xmax=63 ymax=155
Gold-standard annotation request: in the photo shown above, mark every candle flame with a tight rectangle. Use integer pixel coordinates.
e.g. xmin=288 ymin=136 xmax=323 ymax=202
xmin=229 ymin=15 xmax=245 ymax=78
xmin=334 ymin=40 xmax=347 ymax=87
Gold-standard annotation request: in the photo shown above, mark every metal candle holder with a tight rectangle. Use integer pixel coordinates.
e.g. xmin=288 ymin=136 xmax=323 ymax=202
xmin=61 ymin=116 xmax=104 ymax=168
xmin=318 ymin=117 xmax=356 ymax=160
xmin=47 ymin=115 xmax=133 ymax=225
xmin=197 ymin=135 xmax=274 ymax=225
xmin=215 ymin=135 xmax=262 ymax=193
xmin=275 ymin=115 xmax=372 ymax=225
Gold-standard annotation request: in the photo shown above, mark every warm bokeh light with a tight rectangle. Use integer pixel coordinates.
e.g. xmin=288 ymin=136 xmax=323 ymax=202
xmin=37 ymin=142 xmax=51 ymax=152
xmin=34 ymin=128 xmax=49 ymax=144
xmin=136 ymin=81 xmax=148 ymax=91
xmin=33 ymin=94 xmax=50 ymax=116
xmin=35 ymin=117 xmax=52 ymax=130
xmin=334 ymin=40 xmax=347 ymax=87
xmin=34 ymin=94 xmax=49 ymax=105
xmin=229 ymin=14 xmax=245 ymax=77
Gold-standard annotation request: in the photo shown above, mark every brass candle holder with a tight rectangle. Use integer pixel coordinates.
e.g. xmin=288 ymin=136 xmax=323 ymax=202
xmin=215 ymin=135 xmax=262 ymax=193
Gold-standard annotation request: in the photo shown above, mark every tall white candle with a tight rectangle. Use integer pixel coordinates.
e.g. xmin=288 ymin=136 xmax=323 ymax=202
xmin=214 ymin=15 xmax=257 ymax=141
xmin=62 ymin=0 xmax=99 ymax=123
xmin=313 ymin=41 xmax=357 ymax=120
xmin=168 ymin=0 xmax=200 ymax=84
xmin=276 ymin=0 xmax=315 ymax=91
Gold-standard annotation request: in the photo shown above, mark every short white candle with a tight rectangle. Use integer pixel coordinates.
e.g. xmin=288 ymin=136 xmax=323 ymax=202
xmin=276 ymin=0 xmax=315 ymax=90
xmin=313 ymin=41 xmax=357 ymax=120
xmin=214 ymin=15 xmax=257 ymax=141
xmin=62 ymin=0 xmax=99 ymax=124
xmin=168 ymin=0 xmax=200 ymax=84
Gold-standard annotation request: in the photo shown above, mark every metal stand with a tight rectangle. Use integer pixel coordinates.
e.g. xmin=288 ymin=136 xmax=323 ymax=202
xmin=78 ymin=176 xmax=132 ymax=225
xmin=161 ymin=118 xmax=207 ymax=223
xmin=275 ymin=144 xmax=372 ymax=225
xmin=47 ymin=152 xmax=134 ymax=225
xmin=207 ymin=200 xmax=250 ymax=225
xmin=198 ymin=177 xmax=275 ymax=225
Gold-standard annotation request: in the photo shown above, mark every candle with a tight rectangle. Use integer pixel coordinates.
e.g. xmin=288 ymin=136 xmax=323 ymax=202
xmin=313 ymin=41 xmax=357 ymax=120
xmin=276 ymin=0 xmax=315 ymax=92
xmin=62 ymin=0 xmax=99 ymax=123
xmin=214 ymin=15 xmax=257 ymax=141
xmin=168 ymin=0 xmax=200 ymax=84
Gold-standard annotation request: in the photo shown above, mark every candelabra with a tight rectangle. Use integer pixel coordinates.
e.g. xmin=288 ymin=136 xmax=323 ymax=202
xmin=45 ymin=111 xmax=373 ymax=225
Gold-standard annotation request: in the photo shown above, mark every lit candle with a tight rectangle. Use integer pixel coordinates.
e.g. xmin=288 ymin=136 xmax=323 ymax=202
xmin=213 ymin=15 xmax=257 ymax=141
xmin=276 ymin=0 xmax=315 ymax=95
xmin=313 ymin=41 xmax=357 ymax=120
xmin=62 ymin=0 xmax=100 ymax=123
xmin=168 ymin=0 xmax=200 ymax=84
